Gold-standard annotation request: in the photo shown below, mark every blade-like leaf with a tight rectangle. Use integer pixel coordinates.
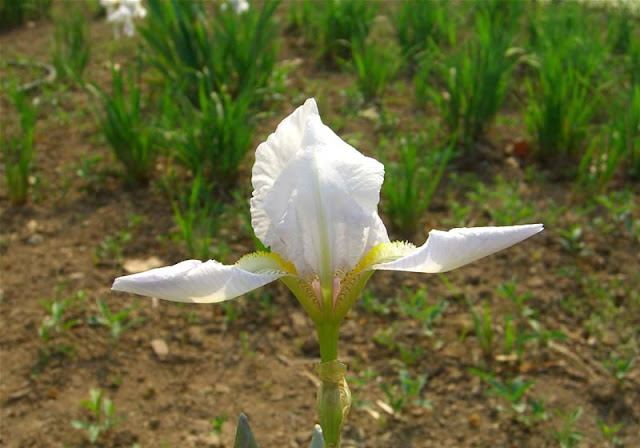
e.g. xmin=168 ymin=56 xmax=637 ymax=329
xmin=234 ymin=413 xmax=259 ymax=448
xmin=309 ymin=424 xmax=324 ymax=448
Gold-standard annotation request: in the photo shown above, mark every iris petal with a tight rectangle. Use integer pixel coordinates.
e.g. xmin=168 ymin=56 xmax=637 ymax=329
xmin=112 ymin=257 xmax=287 ymax=303
xmin=374 ymin=224 xmax=544 ymax=273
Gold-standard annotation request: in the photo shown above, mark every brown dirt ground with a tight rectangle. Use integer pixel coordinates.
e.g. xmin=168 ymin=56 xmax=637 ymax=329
xmin=1 ymin=5 xmax=639 ymax=448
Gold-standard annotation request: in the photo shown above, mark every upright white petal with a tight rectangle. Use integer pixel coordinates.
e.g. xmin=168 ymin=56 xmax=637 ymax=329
xmin=374 ymin=224 xmax=543 ymax=273
xmin=251 ymin=99 xmax=319 ymax=245
xmin=112 ymin=259 xmax=285 ymax=303
xmin=253 ymin=104 xmax=389 ymax=281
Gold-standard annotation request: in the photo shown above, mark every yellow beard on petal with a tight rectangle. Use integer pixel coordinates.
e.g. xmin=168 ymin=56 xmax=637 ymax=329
xmin=236 ymin=251 xmax=298 ymax=276
xmin=350 ymin=241 xmax=416 ymax=275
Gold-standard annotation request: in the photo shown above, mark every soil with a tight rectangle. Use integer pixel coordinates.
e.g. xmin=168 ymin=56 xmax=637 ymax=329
xmin=1 ymin=5 xmax=639 ymax=448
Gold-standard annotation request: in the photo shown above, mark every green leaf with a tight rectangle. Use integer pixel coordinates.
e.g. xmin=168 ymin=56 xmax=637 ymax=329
xmin=233 ymin=413 xmax=259 ymax=448
xmin=309 ymin=424 xmax=324 ymax=448
xmin=71 ymin=420 xmax=87 ymax=430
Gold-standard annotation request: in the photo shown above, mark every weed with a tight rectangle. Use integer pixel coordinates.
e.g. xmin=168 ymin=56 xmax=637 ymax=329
xmin=472 ymin=369 xmax=534 ymax=414
xmin=525 ymin=2 xmax=605 ymax=170
xmin=88 ymin=299 xmax=143 ymax=343
xmin=169 ymin=171 xmax=228 ymax=261
xmin=89 ymin=62 xmax=157 ymax=187
xmin=620 ymin=84 xmax=640 ymax=179
xmin=373 ymin=326 xmax=397 ymax=352
xmin=93 ymin=215 xmax=143 ymax=267
xmin=438 ymin=9 xmax=517 ymax=145
xmin=380 ymin=369 xmax=432 ymax=414
xmin=350 ymin=37 xmax=402 ymax=103
xmin=0 ymin=0 xmax=51 ymax=30
xmin=557 ymin=224 xmax=591 ymax=256
xmin=36 ymin=290 xmax=84 ymax=371
xmin=347 ymin=366 xmax=377 ymax=390
xmin=602 ymin=353 xmax=634 ymax=385
xmin=171 ymin=82 xmax=254 ymax=187
xmin=52 ymin=9 xmax=90 ymax=81
xmin=239 ymin=331 xmax=256 ymax=358
xmin=38 ymin=291 xmax=84 ymax=343
xmin=360 ymin=290 xmax=391 ymax=316
xmin=551 ymin=407 xmax=584 ymax=448
xmin=75 ymin=154 xmax=108 ymax=192
xmin=576 ymin=128 xmax=626 ymax=194
xmin=141 ymin=0 xmax=279 ymax=105
xmin=395 ymin=0 xmax=453 ymax=68
xmin=289 ymin=0 xmax=375 ymax=64
xmin=526 ymin=319 xmax=566 ymax=348
xmin=525 ymin=60 xmax=596 ymax=170
xmin=596 ymin=417 xmax=623 ymax=447
xmin=466 ymin=176 xmax=540 ymax=226
xmin=2 ymin=83 xmax=37 ymax=205
xmin=397 ymin=344 xmax=423 ymax=366
xmin=468 ymin=300 xmax=494 ymax=362
xmin=222 ymin=301 xmax=242 ymax=326
xmin=496 ymin=278 xmax=534 ymax=318
xmin=71 ymin=389 xmax=125 ymax=446
xmin=210 ymin=413 xmax=228 ymax=436
xmin=398 ymin=288 xmax=447 ymax=336
xmin=380 ymin=130 xmax=454 ymax=239
xmin=592 ymin=191 xmax=639 ymax=241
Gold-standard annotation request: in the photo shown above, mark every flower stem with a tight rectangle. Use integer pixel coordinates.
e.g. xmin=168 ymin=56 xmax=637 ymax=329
xmin=315 ymin=323 xmax=345 ymax=448
xmin=317 ymin=323 xmax=339 ymax=363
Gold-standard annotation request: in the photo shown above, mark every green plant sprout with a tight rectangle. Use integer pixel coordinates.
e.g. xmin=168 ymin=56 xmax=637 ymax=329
xmin=0 ymin=0 xmax=51 ymax=30
xmin=140 ymin=0 xmax=279 ymax=105
xmin=551 ymin=407 xmax=584 ymax=448
xmin=170 ymin=82 xmax=255 ymax=188
xmin=88 ymin=299 xmax=142 ymax=343
xmin=373 ymin=325 xmax=398 ymax=353
xmin=557 ymin=224 xmax=591 ymax=256
xmin=289 ymin=0 xmax=376 ymax=65
xmin=52 ymin=9 xmax=90 ymax=81
xmin=210 ymin=413 xmax=228 ymax=437
xmin=437 ymin=7 xmax=518 ymax=145
xmin=466 ymin=176 xmax=538 ymax=226
xmin=468 ymin=299 xmax=495 ymax=363
xmin=38 ymin=291 xmax=83 ymax=343
xmin=71 ymin=389 xmax=126 ymax=446
xmin=93 ymin=215 xmax=143 ymax=267
xmin=496 ymin=278 xmax=534 ymax=318
xmin=359 ymin=289 xmax=391 ymax=316
xmin=2 ymin=82 xmax=37 ymax=205
xmin=380 ymin=369 xmax=432 ymax=415
xmin=347 ymin=366 xmax=377 ymax=390
xmin=36 ymin=290 xmax=84 ymax=371
xmin=471 ymin=369 xmax=533 ymax=413
xmin=169 ymin=171 xmax=229 ymax=261
xmin=602 ymin=353 xmax=635 ymax=385
xmin=596 ymin=417 xmax=624 ymax=447
xmin=88 ymin=62 xmax=157 ymax=187
xmin=397 ymin=344 xmax=423 ymax=366
xmin=350 ymin=37 xmax=402 ymax=103
xmin=398 ymin=288 xmax=447 ymax=336
xmin=395 ymin=0 xmax=453 ymax=69
xmin=380 ymin=130 xmax=454 ymax=239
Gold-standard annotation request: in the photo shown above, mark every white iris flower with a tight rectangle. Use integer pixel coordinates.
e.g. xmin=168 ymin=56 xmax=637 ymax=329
xmin=112 ymin=99 xmax=543 ymax=324
xmin=222 ymin=0 xmax=250 ymax=14
xmin=101 ymin=0 xmax=147 ymax=38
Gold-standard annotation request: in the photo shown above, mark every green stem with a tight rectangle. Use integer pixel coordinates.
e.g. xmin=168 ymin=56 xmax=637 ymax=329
xmin=315 ymin=322 xmax=343 ymax=448
xmin=317 ymin=322 xmax=339 ymax=363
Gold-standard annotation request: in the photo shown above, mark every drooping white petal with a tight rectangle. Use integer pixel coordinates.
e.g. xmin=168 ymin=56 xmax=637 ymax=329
xmin=252 ymin=100 xmax=390 ymax=281
xmin=374 ymin=224 xmax=543 ymax=273
xmin=112 ymin=258 xmax=286 ymax=303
